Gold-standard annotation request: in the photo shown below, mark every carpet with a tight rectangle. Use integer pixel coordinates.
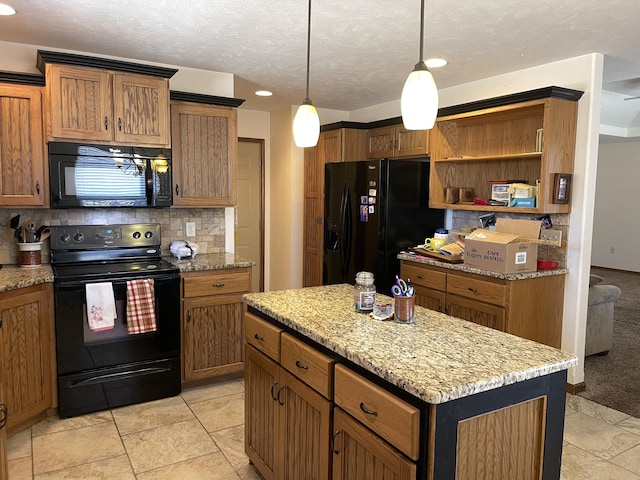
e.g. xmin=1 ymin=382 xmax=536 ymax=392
xmin=578 ymin=267 xmax=640 ymax=418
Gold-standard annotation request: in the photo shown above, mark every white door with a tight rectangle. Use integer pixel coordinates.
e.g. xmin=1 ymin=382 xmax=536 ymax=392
xmin=237 ymin=139 xmax=264 ymax=292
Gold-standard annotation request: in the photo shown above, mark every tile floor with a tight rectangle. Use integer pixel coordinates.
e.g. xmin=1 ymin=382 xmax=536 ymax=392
xmin=7 ymin=378 xmax=640 ymax=479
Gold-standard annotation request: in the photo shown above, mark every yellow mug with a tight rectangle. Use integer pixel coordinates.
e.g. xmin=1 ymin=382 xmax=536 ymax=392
xmin=424 ymin=237 xmax=445 ymax=251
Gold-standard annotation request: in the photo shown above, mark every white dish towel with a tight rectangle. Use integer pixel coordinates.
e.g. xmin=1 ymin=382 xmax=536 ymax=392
xmin=85 ymin=282 xmax=117 ymax=331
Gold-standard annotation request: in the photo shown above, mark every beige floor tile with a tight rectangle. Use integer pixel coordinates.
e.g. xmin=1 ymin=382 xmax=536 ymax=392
xmin=34 ymin=454 xmax=135 ymax=480
xmin=8 ymin=456 xmax=32 ymax=480
xmin=564 ymin=412 xmax=640 ymax=460
xmin=610 ymin=444 xmax=640 ymax=476
xmin=210 ymin=425 xmax=249 ymax=470
xmin=236 ymin=463 xmax=263 ymax=480
xmin=189 ymin=392 xmax=245 ymax=432
xmin=32 ymin=421 xmax=125 ymax=475
xmin=122 ymin=418 xmax=218 ymax=474
xmin=111 ymin=394 xmax=194 ymax=435
xmin=31 ymin=411 xmax=113 ymax=437
xmin=561 ymin=444 xmax=640 ymax=480
xmin=7 ymin=428 xmax=32 ymax=459
xmin=566 ymin=395 xmax=631 ymax=425
xmin=136 ymin=451 xmax=240 ymax=480
xmin=181 ymin=378 xmax=244 ymax=405
xmin=619 ymin=417 xmax=640 ymax=436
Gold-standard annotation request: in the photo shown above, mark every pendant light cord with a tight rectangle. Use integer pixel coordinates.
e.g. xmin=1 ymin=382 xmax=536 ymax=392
xmin=304 ymin=0 xmax=312 ymax=101
xmin=419 ymin=0 xmax=425 ymax=62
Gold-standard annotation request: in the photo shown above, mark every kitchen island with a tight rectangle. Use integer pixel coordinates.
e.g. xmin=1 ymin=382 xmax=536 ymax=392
xmin=243 ymin=284 xmax=576 ymax=480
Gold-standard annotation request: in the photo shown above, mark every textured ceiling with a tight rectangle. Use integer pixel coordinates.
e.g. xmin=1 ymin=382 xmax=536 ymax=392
xmin=1 ymin=0 xmax=640 ymax=135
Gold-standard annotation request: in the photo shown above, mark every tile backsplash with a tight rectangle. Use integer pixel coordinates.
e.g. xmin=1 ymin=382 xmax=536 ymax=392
xmin=0 ymin=208 xmax=227 ymax=265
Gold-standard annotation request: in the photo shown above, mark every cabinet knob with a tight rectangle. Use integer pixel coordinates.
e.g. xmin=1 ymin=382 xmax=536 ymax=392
xmin=0 ymin=402 xmax=6 ymax=429
xmin=276 ymin=386 xmax=285 ymax=406
xmin=295 ymin=360 xmax=308 ymax=370
xmin=270 ymin=381 xmax=279 ymax=401
xmin=118 ymin=117 xmax=122 ymax=131
xmin=104 ymin=116 xmax=109 ymax=131
xmin=359 ymin=402 xmax=378 ymax=416
xmin=331 ymin=430 xmax=342 ymax=454
xmin=36 ymin=181 xmax=40 ymax=195
xmin=468 ymin=287 xmax=478 ymax=294
xmin=253 ymin=333 xmax=264 ymax=341
xmin=175 ymin=184 xmax=180 ymax=196
xmin=212 ymin=283 xmax=225 ymax=288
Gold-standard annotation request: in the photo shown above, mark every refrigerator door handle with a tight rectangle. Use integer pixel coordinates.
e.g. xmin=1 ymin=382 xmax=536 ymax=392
xmin=342 ymin=184 xmax=352 ymax=281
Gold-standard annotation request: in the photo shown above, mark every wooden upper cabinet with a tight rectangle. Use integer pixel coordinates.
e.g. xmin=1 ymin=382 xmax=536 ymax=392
xmin=45 ymin=64 xmax=170 ymax=147
xmin=367 ymin=125 xmax=429 ymax=159
xmin=171 ymin=102 xmax=238 ymax=207
xmin=0 ymin=84 xmax=46 ymax=206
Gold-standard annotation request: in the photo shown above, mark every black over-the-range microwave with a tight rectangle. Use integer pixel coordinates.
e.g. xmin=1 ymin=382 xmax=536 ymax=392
xmin=48 ymin=142 xmax=172 ymax=208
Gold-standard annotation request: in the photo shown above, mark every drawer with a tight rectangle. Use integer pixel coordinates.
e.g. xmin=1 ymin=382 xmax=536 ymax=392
xmin=334 ymin=364 xmax=420 ymax=461
xmin=401 ymin=263 xmax=446 ymax=291
xmin=447 ymin=274 xmax=506 ymax=306
xmin=183 ymin=269 xmax=251 ymax=298
xmin=244 ymin=312 xmax=281 ymax=362
xmin=280 ymin=333 xmax=334 ymax=399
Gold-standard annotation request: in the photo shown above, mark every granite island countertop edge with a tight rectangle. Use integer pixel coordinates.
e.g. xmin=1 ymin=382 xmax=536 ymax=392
xmin=244 ymin=284 xmax=577 ymax=404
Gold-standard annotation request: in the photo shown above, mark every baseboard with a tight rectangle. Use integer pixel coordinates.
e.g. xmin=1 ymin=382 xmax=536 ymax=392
xmin=566 ymin=382 xmax=586 ymax=394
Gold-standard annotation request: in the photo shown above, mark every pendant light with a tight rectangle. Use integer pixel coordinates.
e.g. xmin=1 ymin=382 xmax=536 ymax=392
xmin=401 ymin=0 xmax=438 ymax=130
xmin=293 ymin=0 xmax=320 ymax=147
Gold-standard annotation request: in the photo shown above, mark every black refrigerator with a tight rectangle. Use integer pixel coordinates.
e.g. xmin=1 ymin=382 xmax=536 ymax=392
xmin=323 ymin=158 xmax=444 ymax=295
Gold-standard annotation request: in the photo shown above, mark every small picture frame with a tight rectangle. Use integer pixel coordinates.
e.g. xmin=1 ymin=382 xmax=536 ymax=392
xmin=553 ymin=173 xmax=572 ymax=204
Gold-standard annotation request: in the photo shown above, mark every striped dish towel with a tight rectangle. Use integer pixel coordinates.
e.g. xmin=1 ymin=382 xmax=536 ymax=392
xmin=126 ymin=278 xmax=157 ymax=334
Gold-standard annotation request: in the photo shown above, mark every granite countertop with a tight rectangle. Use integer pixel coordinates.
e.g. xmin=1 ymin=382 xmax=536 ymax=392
xmin=0 ymin=265 xmax=54 ymax=294
xmin=397 ymin=252 xmax=568 ymax=280
xmin=244 ymin=284 xmax=577 ymax=404
xmin=163 ymin=252 xmax=255 ymax=272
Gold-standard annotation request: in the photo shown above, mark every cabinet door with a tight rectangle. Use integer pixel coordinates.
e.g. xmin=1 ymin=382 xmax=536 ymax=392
xmin=319 ymin=129 xmax=343 ymax=164
xmin=303 ymin=142 xmax=324 ymax=287
xmin=182 ymin=294 xmax=245 ymax=382
xmin=245 ymin=345 xmax=280 ymax=480
xmin=446 ymin=294 xmax=506 ymax=331
xmin=0 ymin=85 xmax=46 ymax=206
xmin=46 ymin=64 xmax=112 ymax=141
xmin=366 ymin=126 xmax=396 ymax=159
xmin=395 ymin=128 xmax=428 ymax=157
xmin=280 ymin=369 xmax=332 ymax=480
xmin=171 ymin=102 xmax=238 ymax=207
xmin=333 ymin=408 xmax=416 ymax=480
xmin=112 ymin=74 xmax=170 ymax=146
xmin=413 ymin=285 xmax=445 ymax=312
xmin=0 ymin=285 xmax=52 ymax=432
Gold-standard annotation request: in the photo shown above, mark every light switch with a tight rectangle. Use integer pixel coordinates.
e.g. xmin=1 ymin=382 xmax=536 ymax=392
xmin=186 ymin=222 xmax=196 ymax=237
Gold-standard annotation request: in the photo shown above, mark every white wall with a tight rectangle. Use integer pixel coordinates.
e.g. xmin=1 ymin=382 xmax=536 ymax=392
xmin=592 ymin=140 xmax=640 ymax=272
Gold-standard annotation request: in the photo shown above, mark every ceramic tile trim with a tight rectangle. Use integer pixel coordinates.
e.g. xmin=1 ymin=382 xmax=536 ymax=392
xmin=164 ymin=253 xmax=255 ymax=272
xmin=244 ymin=284 xmax=577 ymax=404
xmin=0 ymin=265 xmax=54 ymax=294
xmin=397 ymin=252 xmax=568 ymax=280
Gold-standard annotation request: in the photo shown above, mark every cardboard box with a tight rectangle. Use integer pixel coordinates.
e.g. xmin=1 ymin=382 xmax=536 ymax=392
xmin=463 ymin=219 xmax=541 ymax=273
xmin=509 ymin=197 xmax=536 ymax=208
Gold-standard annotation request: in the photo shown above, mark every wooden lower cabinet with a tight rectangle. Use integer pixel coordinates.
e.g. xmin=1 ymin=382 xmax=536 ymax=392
xmin=333 ymin=408 xmax=416 ymax=480
xmin=0 ymin=384 xmax=8 ymax=479
xmin=401 ymin=260 xmax=565 ymax=348
xmin=0 ymin=284 xmax=53 ymax=433
xmin=244 ymin=344 xmax=331 ymax=480
xmin=181 ymin=268 xmax=251 ymax=383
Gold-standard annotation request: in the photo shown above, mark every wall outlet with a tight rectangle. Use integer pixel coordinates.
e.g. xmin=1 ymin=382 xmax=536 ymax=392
xmin=540 ymin=229 xmax=562 ymax=246
xmin=185 ymin=222 xmax=196 ymax=237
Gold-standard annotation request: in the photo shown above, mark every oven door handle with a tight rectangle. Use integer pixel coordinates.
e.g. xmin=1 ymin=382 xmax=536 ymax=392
xmin=68 ymin=366 xmax=172 ymax=388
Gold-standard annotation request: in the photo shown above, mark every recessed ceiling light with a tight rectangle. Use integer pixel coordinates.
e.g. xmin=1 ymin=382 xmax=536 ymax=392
xmin=426 ymin=58 xmax=448 ymax=68
xmin=0 ymin=2 xmax=16 ymax=15
xmin=255 ymin=90 xmax=273 ymax=97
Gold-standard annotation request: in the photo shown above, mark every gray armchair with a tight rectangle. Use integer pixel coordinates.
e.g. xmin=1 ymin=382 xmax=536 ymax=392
xmin=585 ymin=274 xmax=621 ymax=356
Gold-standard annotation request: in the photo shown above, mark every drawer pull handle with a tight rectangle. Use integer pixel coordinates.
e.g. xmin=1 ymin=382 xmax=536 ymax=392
xmin=468 ymin=287 xmax=478 ymax=293
xmin=270 ymin=381 xmax=279 ymax=401
xmin=331 ymin=430 xmax=342 ymax=454
xmin=417 ymin=275 xmax=424 ymax=279
xmin=295 ymin=360 xmax=308 ymax=370
xmin=277 ymin=386 xmax=285 ymax=406
xmin=212 ymin=283 xmax=225 ymax=287
xmin=359 ymin=402 xmax=378 ymax=416
xmin=254 ymin=333 xmax=264 ymax=341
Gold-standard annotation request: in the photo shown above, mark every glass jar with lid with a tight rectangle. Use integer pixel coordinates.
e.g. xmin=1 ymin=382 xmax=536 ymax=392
xmin=354 ymin=271 xmax=375 ymax=313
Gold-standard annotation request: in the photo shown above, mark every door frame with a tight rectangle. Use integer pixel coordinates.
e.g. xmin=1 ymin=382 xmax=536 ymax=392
xmin=238 ymin=137 xmax=266 ymax=292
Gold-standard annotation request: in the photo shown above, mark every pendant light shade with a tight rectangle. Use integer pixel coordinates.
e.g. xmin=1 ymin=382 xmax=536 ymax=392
xmin=293 ymin=0 xmax=320 ymax=148
xmin=401 ymin=0 xmax=439 ymax=130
